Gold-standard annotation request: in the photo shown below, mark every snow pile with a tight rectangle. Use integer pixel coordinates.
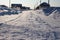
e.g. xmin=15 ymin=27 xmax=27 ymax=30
xmin=48 ymin=9 xmax=60 ymax=27
xmin=50 ymin=9 xmax=60 ymax=20
xmin=0 ymin=9 xmax=60 ymax=40
xmin=0 ymin=12 xmax=23 ymax=23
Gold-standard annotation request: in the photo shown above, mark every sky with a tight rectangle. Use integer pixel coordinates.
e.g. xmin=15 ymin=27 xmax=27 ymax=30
xmin=0 ymin=0 xmax=60 ymax=9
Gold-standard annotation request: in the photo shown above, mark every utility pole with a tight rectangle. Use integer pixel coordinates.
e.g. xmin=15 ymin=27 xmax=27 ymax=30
xmin=34 ymin=1 xmax=38 ymax=10
xmin=48 ymin=0 xmax=50 ymax=4
xmin=9 ymin=0 xmax=11 ymax=8
xmin=40 ymin=0 xmax=41 ymax=4
xmin=39 ymin=0 xmax=41 ymax=9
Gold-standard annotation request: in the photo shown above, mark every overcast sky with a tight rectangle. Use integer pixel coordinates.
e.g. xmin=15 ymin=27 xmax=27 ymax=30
xmin=0 ymin=0 xmax=60 ymax=9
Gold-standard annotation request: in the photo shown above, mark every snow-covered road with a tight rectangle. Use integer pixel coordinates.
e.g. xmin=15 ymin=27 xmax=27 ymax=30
xmin=0 ymin=9 xmax=60 ymax=40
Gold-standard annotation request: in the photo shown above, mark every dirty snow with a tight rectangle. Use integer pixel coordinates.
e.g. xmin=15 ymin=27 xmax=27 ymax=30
xmin=0 ymin=9 xmax=60 ymax=40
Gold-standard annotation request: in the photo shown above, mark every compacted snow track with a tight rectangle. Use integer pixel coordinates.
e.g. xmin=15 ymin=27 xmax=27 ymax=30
xmin=0 ymin=9 xmax=60 ymax=40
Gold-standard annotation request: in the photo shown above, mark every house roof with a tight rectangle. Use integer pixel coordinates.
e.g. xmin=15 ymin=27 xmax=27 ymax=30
xmin=40 ymin=2 xmax=50 ymax=7
xmin=35 ymin=2 xmax=50 ymax=9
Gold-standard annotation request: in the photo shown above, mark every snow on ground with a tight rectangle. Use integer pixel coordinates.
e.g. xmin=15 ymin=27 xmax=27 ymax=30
xmin=0 ymin=9 xmax=60 ymax=40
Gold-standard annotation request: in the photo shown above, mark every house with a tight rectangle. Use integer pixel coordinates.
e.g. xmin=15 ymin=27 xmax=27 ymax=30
xmin=11 ymin=4 xmax=30 ymax=10
xmin=11 ymin=4 xmax=22 ymax=9
xmin=36 ymin=2 xmax=50 ymax=9
xmin=0 ymin=5 xmax=8 ymax=8
xmin=22 ymin=6 xmax=30 ymax=10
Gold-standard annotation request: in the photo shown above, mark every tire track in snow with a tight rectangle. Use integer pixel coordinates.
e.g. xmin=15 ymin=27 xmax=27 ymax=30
xmin=4 ymin=12 xmax=25 ymax=24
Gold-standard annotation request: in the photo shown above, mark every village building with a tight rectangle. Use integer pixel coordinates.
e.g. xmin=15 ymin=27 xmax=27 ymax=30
xmin=36 ymin=2 xmax=50 ymax=9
